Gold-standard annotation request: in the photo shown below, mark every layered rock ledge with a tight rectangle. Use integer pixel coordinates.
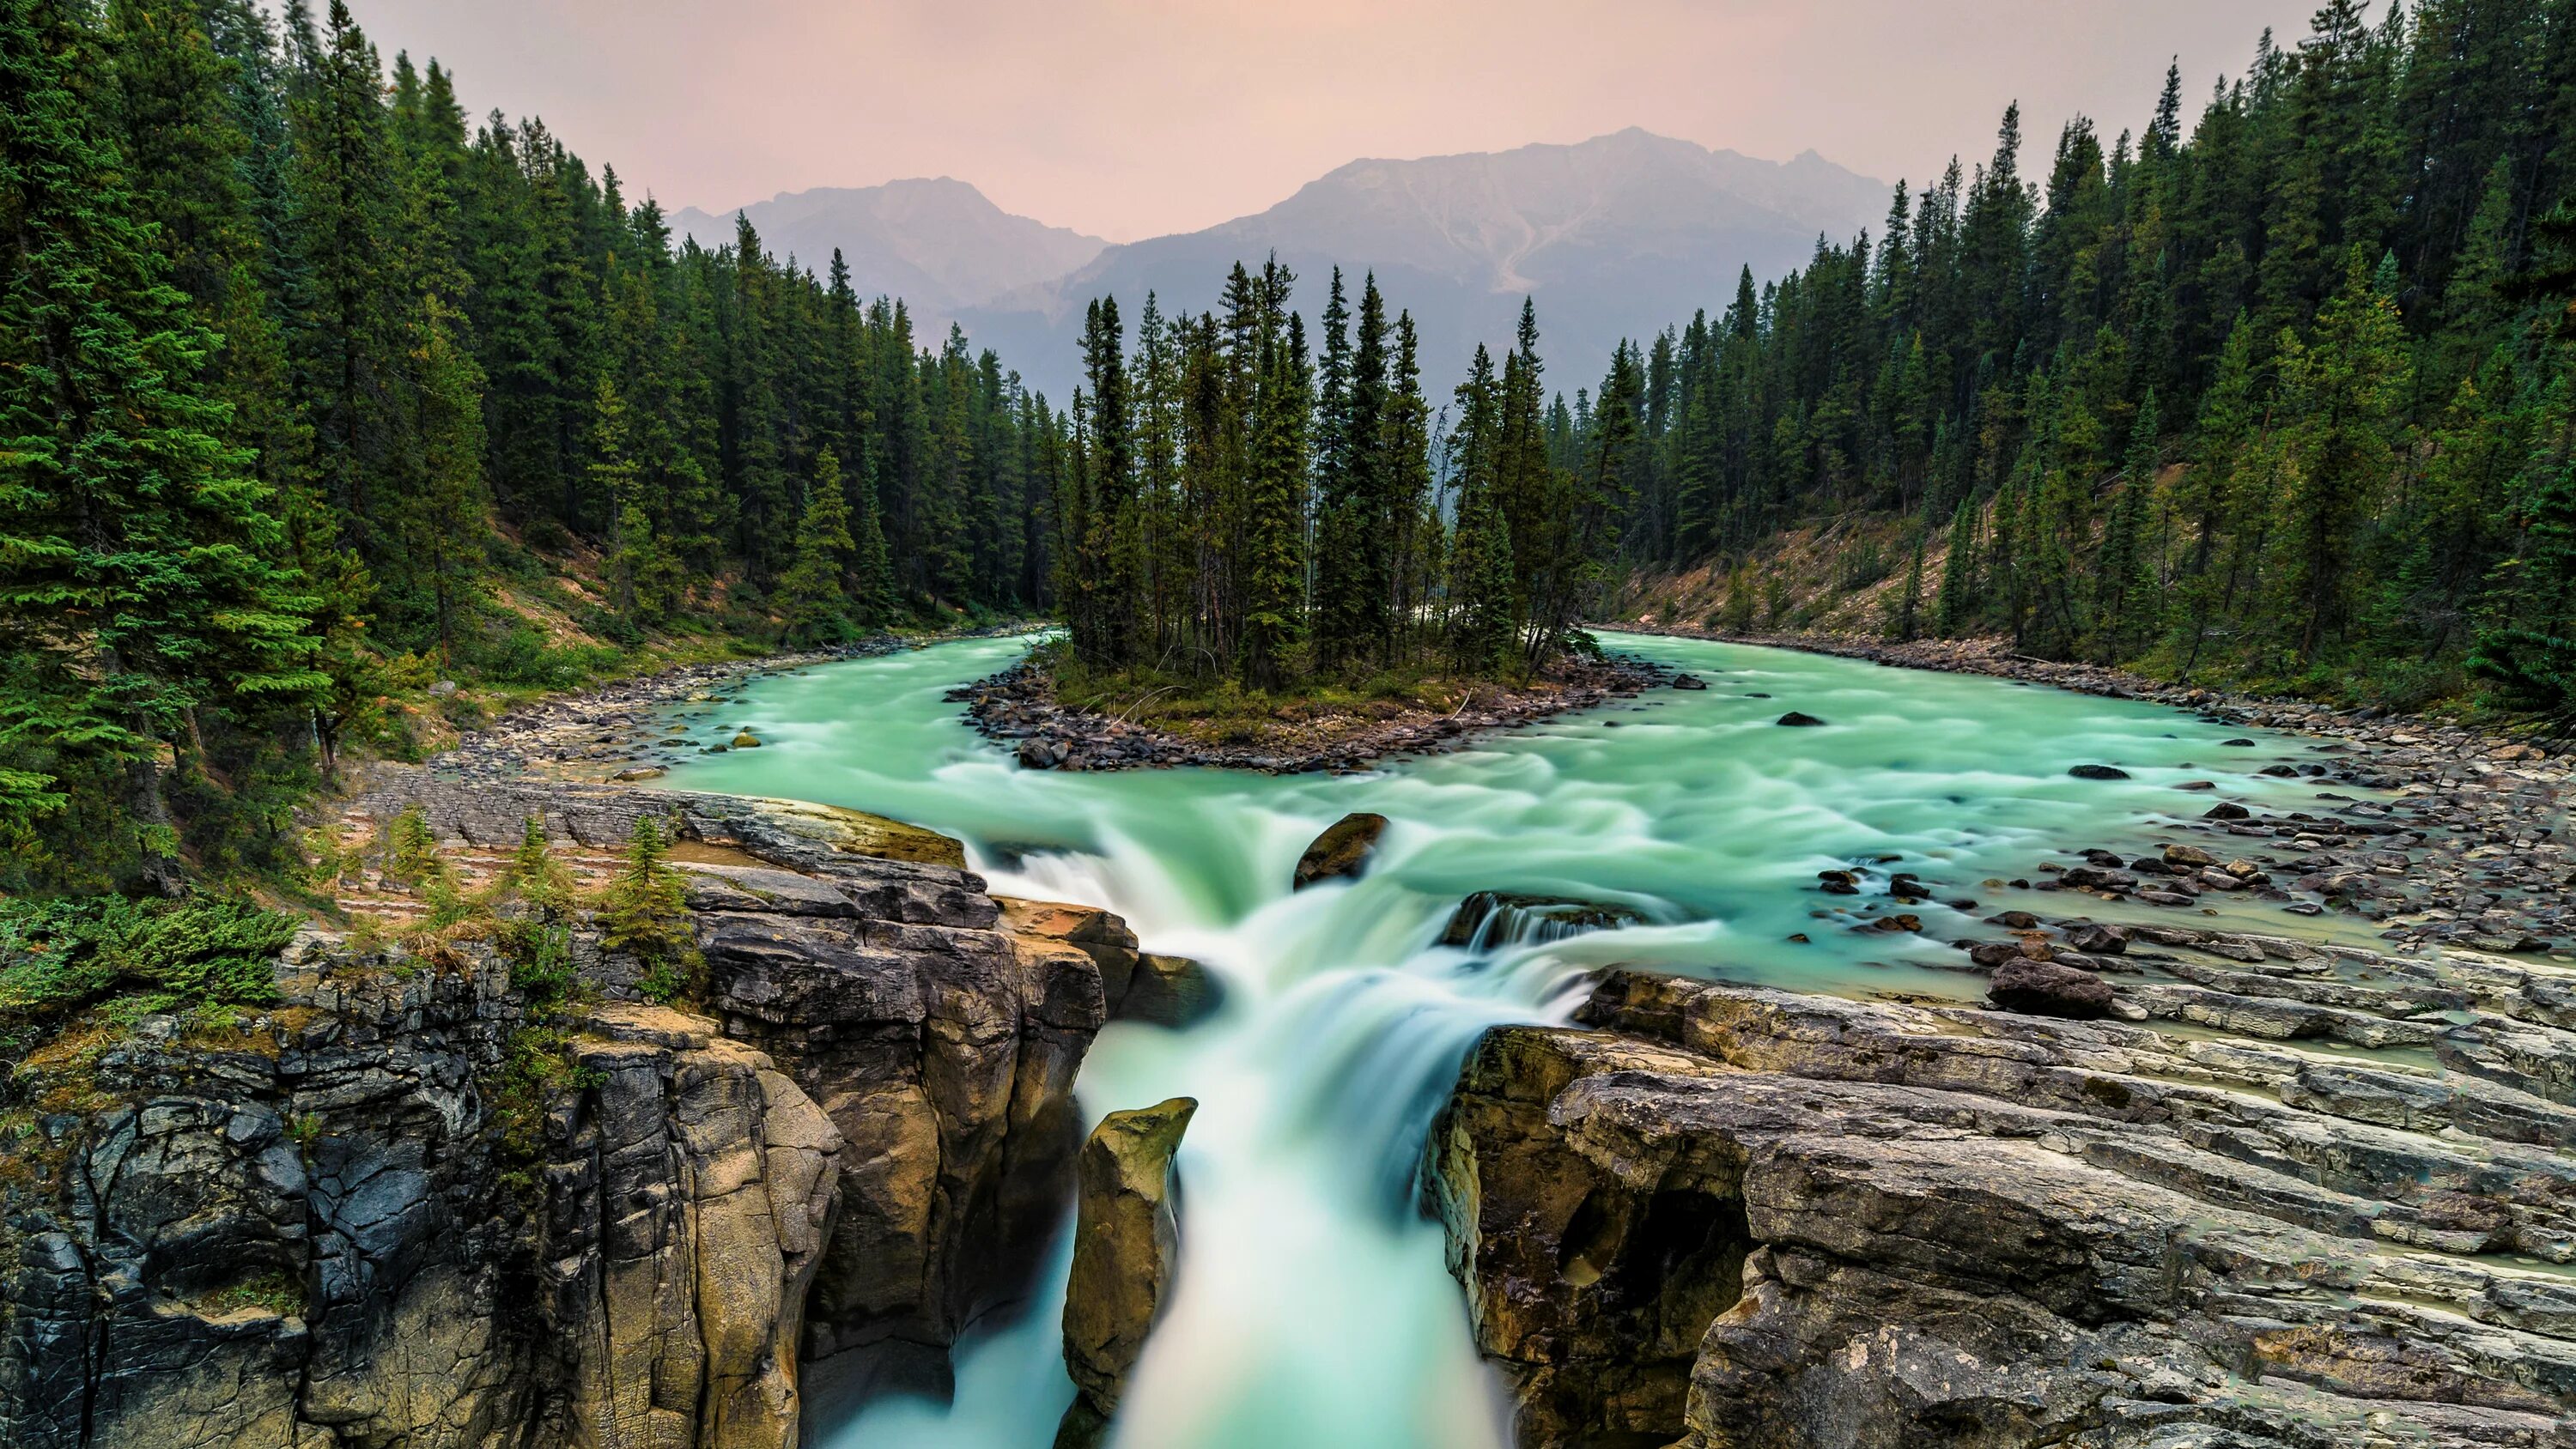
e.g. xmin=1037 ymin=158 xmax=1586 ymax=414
xmin=1431 ymin=965 xmax=2576 ymax=1449
xmin=0 ymin=778 xmax=1183 ymax=1449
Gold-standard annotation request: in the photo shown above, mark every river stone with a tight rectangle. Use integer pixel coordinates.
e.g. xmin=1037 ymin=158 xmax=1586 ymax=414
xmin=1775 ymin=711 xmax=1826 ymax=727
xmin=1292 ymin=813 xmax=1389 ymax=890
xmin=2068 ymin=763 xmax=2130 ymax=779
xmin=1987 ymin=957 xmax=2116 ymax=1017
xmin=731 ymin=731 xmax=762 ymax=748
xmin=1057 ymin=1098 xmax=1198 ymax=1448
xmin=1670 ymin=674 xmax=1709 ymax=690
xmin=2061 ymin=922 xmax=2129 ymax=955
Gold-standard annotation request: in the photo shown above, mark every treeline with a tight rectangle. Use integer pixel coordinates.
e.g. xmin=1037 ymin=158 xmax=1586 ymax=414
xmin=0 ymin=0 xmax=1060 ymax=891
xmin=1053 ymin=265 xmax=1643 ymax=686
xmin=1613 ymin=0 xmax=2576 ymax=709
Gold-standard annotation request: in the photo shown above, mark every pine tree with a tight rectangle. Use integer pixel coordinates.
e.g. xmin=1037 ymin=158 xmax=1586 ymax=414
xmin=1238 ymin=267 xmax=1309 ymax=688
xmin=1934 ymin=494 xmax=1980 ymax=633
xmin=2092 ymin=390 xmax=2163 ymax=661
xmin=2272 ymin=252 xmax=2410 ymax=662
xmin=777 ymin=449 xmax=857 ymax=644
xmin=409 ymin=296 xmax=488 ymax=658
xmin=596 ymin=815 xmax=697 ymax=1003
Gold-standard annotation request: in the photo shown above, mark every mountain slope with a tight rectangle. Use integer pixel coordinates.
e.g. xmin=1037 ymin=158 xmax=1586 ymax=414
xmin=671 ymin=178 xmax=1108 ymax=324
xmin=960 ymin=130 xmax=1891 ymax=400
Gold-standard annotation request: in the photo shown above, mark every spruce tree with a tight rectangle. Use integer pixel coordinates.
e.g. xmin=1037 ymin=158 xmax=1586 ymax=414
xmin=2272 ymin=252 xmax=2409 ymax=662
xmin=777 ymin=449 xmax=857 ymax=644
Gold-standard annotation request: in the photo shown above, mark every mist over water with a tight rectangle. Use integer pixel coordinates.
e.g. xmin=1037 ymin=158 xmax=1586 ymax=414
xmin=661 ymin=631 xmax=2335 ymax=1449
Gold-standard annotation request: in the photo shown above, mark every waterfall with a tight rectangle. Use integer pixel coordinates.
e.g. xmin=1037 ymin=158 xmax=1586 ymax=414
xmin=659 ymin=630 xmax=2321 ymax=1448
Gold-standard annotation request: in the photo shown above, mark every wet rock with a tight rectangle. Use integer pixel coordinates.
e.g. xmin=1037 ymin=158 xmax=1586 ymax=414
xmin=1988 ymin=957 xmax=2117 ymax=1018
xmin=1440 ymin=892 xmax=1648 ymax=949
xmin=1292 ymin=813 xmax=1389 ymax=890
xmin=1120 ymin=954 xmax=1224 ymax=1029
xmin=1670 ymin=674 xmax=1709 ymax=691
xmin=1056 ymin=1099 xmax=1197 ymax=1449
xmin=2068 ymin=763 xmax=2131 ymax=779
xmin=731 ymin=731 xmax=763 ymax=749
xmin=2060 ymin=921 xmax=2129 ymax=955
xmin=1775 ymin=712 xmax=1826 ymax=727
xmin=2203 ymin=802 xmax=2251 ymax=820
xmin=2163 ymin=843 xmax=2216 ymax=868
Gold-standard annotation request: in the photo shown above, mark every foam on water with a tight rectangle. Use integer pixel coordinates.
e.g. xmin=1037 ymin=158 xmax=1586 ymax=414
xmin=661 ymin=631 xmax=2340 ymax=1448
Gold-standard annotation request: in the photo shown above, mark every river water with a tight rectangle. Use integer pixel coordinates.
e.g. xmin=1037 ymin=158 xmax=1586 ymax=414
xmin=659 ymin=630 xmax=2336 ymax=1449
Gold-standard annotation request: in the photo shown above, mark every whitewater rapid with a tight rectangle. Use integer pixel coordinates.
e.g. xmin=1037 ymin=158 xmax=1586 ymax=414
xmin=658 ymin=630 xmax=2332 ymax=1449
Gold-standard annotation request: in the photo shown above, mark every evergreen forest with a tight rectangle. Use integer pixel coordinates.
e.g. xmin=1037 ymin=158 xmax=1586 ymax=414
xmin=1609 ymin=0 xmax=2576 ymax=717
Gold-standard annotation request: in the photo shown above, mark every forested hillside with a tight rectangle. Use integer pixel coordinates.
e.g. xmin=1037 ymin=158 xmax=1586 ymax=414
xmin=0 ymin=0 xmax=1060 ymax=891
xmin=1612 ymin=0 xmax=2576 ymax=714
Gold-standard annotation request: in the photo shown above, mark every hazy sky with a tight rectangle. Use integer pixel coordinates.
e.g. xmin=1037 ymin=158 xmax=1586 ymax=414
xmin=343 ymin=0 xmax=2326 ymax=243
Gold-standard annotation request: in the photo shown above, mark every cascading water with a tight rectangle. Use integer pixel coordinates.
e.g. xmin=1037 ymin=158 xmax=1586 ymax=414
xmin=659 ymin=630 xmax=2343 ymax=1449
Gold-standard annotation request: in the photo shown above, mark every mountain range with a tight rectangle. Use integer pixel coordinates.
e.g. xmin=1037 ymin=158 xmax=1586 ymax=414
xmin=677 ymin=130 xmax=1892 ymax=403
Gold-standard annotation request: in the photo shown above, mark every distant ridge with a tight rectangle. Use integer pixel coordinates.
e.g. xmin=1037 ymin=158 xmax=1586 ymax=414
xmin=669 ymin=177 xmax=1108 ymax=330
xmin=958 ymin=129 xmax=1893 ymax=399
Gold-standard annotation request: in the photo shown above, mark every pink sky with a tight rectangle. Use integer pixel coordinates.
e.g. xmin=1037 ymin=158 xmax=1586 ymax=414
xmin=344 ymin=0 xmax=2325 ymax=243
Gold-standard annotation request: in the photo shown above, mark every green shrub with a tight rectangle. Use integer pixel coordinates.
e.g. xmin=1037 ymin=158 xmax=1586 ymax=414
xmin=383 ymin=805 xmax=443 ymax=887
xmin=0 ymin=895 xmax=298 ymax=1025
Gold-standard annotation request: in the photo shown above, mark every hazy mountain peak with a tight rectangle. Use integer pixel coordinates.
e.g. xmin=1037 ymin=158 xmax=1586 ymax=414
xmin=957 ymin=130 xmax=1891 ymax=400
xmin=670 ymin=178 xmax=1106 ymax=318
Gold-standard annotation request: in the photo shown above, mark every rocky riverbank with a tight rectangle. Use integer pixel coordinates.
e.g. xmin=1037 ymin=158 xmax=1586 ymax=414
xmin=0 ymin=774 xmax=1188 ymax=1449
xmin=1621 ymin=624 xmax=2575 ymax=960
xmin=953 ymin=651 xmax=1675 ymax=774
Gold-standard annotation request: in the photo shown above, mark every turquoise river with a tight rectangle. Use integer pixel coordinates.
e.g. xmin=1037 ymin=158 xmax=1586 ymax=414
xmin=657 ymin=629 xmax=2344 ymax=1449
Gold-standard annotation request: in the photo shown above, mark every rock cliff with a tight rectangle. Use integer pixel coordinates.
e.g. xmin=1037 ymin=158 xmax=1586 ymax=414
xmin=1055 ymin=1097 xmax=1196 ymax=1449
xmin=1431 ymin=962 xmax=2576 ymax=1448
xmin=0 ymin=777 xmax=1176 ymax=1449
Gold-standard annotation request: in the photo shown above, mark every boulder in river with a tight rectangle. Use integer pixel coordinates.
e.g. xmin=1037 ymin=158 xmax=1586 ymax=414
xmin=2068 ymin=763 xmax=2129 ymax=779
xmin=1988 ymin=957 xmax=2116 ymax=1018
xmin=2061 ymin=921 xmax=2129 ymax=955
xmin=1775 ymin=711 xmax=1826 ymax=727
xmin=1292 ymin=812 xmax=1389 ymax=890
xmin=1670 ymin=674 xmax=1709 ymax=691
xmin=1121 ymin=952 xmax=1224 ymax=1028
xmin=1058 ymin=1098 xmax=1198 ymax=1449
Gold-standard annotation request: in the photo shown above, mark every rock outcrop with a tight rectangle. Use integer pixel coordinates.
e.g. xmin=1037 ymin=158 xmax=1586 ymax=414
xmin=0 ymin=779 xmax=1184 ymax=1449
xmin=1431 ymin=965 xmax=2576 ymax=1449
xmin=1055 ymin=1098 xmax=1197 ymax=1449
